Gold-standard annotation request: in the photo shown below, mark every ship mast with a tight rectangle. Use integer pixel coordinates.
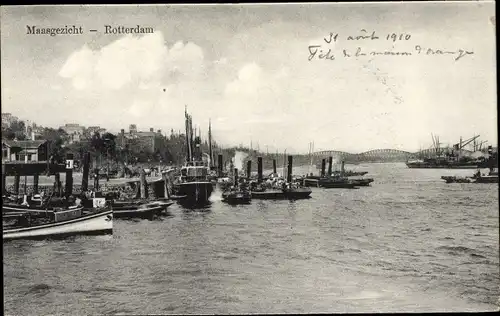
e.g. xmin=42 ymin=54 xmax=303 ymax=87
xmin=185 ymin=106 xmax=192 ymax=162
xmin=208 ymin=119 xmax=213 ymax=168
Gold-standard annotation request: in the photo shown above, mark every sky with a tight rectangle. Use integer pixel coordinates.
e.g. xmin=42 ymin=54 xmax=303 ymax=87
xmin=1 ymin=2 xmax=497 ymax=154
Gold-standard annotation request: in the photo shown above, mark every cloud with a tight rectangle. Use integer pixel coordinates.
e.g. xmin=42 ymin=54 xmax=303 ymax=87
xmin=59 ymin=32 xmax=205 ymax=91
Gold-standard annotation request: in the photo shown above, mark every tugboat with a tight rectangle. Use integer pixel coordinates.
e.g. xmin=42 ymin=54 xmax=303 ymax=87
xmin=304 ymin=157 xmax=356 ymax=189
xmin=250 ymin=156 xmax=312 ymax=200
xmin=171 ymin=108 xmax=214 ymax=205
xmin=221 ymin=168 xmax=252 ymax=204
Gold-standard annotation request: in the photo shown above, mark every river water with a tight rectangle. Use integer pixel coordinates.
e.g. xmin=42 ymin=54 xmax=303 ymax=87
xmin=3 ymin=163 xmax=499 ymax=314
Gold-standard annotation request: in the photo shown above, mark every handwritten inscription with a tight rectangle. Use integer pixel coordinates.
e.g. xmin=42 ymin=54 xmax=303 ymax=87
xmin=309 ymin=30 xmax=474 ymax=62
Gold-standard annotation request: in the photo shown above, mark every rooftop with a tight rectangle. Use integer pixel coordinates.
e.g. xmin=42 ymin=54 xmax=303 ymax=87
xmin=3 ymin=139 xmax=48 ymax=148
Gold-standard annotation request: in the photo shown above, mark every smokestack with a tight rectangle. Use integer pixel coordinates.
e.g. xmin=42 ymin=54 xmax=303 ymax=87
xmin=65 ymin=153 xmax=74 ymax=198
xmin=257 ymin=156 xmax=263 ymax=183
xmin=218 ymin=154 xmax=223 ymax=177
xmin=272 ymin=159 xmax=277 ymax=174
xmin=157 ymin=129 xmax=161 ymax=134
xmin=287 ymin=155 xmax=293 ymax=183
xmin=321 ymin=159 xmax=326 ymax=177
xmin=150 ymin=128 xmax=154 ymax=132
xmin=31 ymin=131 xmax=35 ymax=141
xmin=246 ymin=160 xmax=251 ymax=179
xmin=234 ymin=168 xmax=239 ymax=184
xmin=328 ymin=157 xmax=333 ymax=176
xmin=341 ymin=161 xmax=345 ymax=177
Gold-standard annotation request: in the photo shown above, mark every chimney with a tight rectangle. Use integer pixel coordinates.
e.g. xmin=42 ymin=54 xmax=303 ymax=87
xmin=31 ymin=131 xmax=35 ymax=141
xmin=121 ymin=129 xmax=125 ymax=135
xmin=257 ymin=157 xmax=263 ymax=183
xmin=157 ymin=129 xmax=161 ymax=134
xmin=150 ymin=128 xmax=154 ymax=132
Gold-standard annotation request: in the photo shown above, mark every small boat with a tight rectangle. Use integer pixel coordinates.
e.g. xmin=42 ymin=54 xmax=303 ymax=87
xmin=250 ymin=180 xmax=312 ymax=200
xmin=3 ymin=204 xmax=112 ymax=241
xmin=302 ymin=176 xmax=356 ymax=188
xmin=112 ymin=200 xmax=173 ymax=219
xmin=349 ymin=178 xmax=374 ymax=186
xmin=472 ymin=168 xmax=499 ymax=183
xmin=332 ymin=170 xmax=369 ymax=177
xmin=441 ymin=176 xmax=472 ymax=183
xmin=222 ymin=190 xmax=252 ymax=204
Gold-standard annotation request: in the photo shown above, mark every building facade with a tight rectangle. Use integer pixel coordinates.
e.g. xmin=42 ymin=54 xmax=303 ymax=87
xmin=59 ymin=123 xmax=85 ymax=144
xmin=119 ymin=126 xmax=167 ymax=154
xmin=2 ymin=140 xmax=49 ymax=162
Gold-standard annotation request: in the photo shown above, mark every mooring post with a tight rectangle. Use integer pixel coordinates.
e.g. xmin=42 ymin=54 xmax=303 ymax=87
xmin=13 ymin=172 xmax=20 ymax=196
xmin=140 ymin=169 xmax=147 ymax=199
xmin=287 ymin=155 xmax=293 ymax=183
xmin=65 ymin=153 xmax=74 ymax=198
xmin=33 ymin=173 xmax=39 ymax=194
xmin=93 ymin=167 xmax=99 ymax=192
xmin=162 ymin=172 xmax=170 ymax=199
xmin=2 ymin=170 xmax=6 ymax=196
xmin=54 ymin=172 xmax=61 ymax=196
xmin=81 ymin=152 xmax=90 ymax=192
xmin=321 ymin=159 xmax=326 ymax=177
xmin=272 ymin=159 xmax=277 ymax=174
xmin=328 ymin=156 xmax=333 ymax=176
xmin=246 ymin=160 xmax=252 ymax=179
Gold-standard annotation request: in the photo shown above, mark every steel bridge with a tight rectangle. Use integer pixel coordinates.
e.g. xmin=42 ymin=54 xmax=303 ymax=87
xmin=314 ymin=149 xmax=416 ymax=162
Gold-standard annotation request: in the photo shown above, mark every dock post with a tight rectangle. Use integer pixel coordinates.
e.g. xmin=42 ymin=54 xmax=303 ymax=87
xmin=218 ymin=154 xmax=223 ymax=177
xmin=81 ymin=152 xmax=90 ymax=192
xmin=328 ymin=156 xmax=333 ymax=176
xmin=321 ymin=159 xmax=326 ymax=177
xmin=246 ymin=160 xmax=251 ymax=179
xmin=162 ymin=172 xmax=171 ymax=199
xmin=13 ymin=172 xmax=20 ymax=196
xmin=93 ymin=167 xmax=99 ymax=192
xmin=140 ymin=169 xmax=147 ymax=199
xmin=2 ymin=170 xmax=6 ymax=196
xmin=234 ymin=168 xmax=239 ymax=184
xmin=33 ymin=173 xmax=39 ymax=194
xmin=54 ymin=172 xmax=61 ymax=196
xmin=65 ymin=153 xmax=74 ymax=198
xmin=287 ymin=155 xmax=293 ymax=183
xmin=272 ymin=159 xmax=277 ymax=174
xmin=257 ymin=157 xmax=263 ymax=183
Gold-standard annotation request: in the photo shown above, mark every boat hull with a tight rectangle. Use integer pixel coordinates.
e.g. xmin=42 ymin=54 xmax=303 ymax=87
xmin=349 ymin=178 xmax=374 ymax=186
xmin=222 ymin=192 xmax=252 ymax=204
xmin=174 ymin=182 xmax=213 ymax=204
xmin=113 ymin=202 xmax=172 ymax=219
xmin=474 ymin=176 xmax=499 ymax=183
xmin=251 ymin=188 xmax=312 ymax=200
xmin=3 ymin=210 xmax=113 ymax=241
xmin=303 ymin=178 xmax=356 ymax=188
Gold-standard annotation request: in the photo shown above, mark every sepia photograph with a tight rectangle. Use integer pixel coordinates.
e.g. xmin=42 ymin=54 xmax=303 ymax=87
xmin=1 ymin=2 xmax=498 ymax=314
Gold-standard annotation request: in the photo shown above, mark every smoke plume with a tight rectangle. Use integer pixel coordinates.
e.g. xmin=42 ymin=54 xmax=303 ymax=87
xmin=232 ymin=151 xmax=248 ymax=171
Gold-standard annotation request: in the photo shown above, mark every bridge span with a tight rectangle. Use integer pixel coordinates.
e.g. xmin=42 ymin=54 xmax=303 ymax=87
xmin=314 ymin=149 xmax=417 ymax=163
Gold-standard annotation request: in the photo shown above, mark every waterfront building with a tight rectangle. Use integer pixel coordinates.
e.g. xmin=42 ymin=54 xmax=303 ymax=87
xmin=2 ymin=139 xmax=49 ymax=162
